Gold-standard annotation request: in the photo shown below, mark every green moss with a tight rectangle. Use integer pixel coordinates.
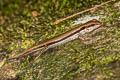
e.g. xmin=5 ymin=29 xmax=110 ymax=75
xmin=0 ymin=0 xmax=120 ymax=80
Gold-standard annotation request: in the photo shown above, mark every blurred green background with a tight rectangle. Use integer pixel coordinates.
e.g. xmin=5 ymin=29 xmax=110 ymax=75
xmin=0 ymin=0 xmax=120 ymax=80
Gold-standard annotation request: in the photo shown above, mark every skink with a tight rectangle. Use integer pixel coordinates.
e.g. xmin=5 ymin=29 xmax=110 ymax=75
xmin=9 ymin=19 xmax=102 ymax=59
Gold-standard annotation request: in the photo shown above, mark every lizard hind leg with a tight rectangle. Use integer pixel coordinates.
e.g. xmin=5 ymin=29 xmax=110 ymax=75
xmin=34 ymin=46 xmax=48 ymax=60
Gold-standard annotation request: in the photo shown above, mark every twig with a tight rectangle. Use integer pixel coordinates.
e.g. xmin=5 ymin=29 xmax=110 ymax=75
xmin=53 ymin=0 xmax=115 ymax=25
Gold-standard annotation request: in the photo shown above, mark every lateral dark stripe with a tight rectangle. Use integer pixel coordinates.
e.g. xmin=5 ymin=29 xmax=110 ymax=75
xmin=34 ymin=24 xmax=96 ymax=50
xmin=47 ymin=24 xmax=96 ymax=45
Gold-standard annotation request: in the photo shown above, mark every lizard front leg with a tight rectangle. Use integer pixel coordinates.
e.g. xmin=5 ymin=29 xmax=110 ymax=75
xmin=78 ymin=34 xmax=103 ymax=45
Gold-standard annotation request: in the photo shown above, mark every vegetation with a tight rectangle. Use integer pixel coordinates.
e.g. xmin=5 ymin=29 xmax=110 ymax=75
xmin=0 ymin=0 xmax=120 ymax=80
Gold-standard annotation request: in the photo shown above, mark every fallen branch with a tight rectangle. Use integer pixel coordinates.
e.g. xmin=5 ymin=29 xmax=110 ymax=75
xmin=53 ymin=0 xmax=115 ymax=25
